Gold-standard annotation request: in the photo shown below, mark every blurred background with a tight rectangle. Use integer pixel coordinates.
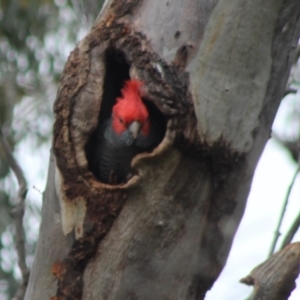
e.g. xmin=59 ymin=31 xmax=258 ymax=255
xmin=0 ymin=1 xmax=299 ymax=299
xmin=0 ymin=0 xmax=103 ymax=298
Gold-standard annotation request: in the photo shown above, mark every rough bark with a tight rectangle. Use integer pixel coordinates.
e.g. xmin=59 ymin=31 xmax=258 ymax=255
xmin=241 ymin=243 xmax=300 ymax=300
xmin=25 ymin=0 xmax=300 ymax=300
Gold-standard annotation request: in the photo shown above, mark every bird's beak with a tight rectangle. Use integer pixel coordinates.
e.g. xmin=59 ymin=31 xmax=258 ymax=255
xmin=129 ymin=121 xmax=141 ymax=139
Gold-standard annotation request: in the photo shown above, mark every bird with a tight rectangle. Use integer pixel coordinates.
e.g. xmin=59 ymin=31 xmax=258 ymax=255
xmin=89 ymin=79 xmax=164 ymax=184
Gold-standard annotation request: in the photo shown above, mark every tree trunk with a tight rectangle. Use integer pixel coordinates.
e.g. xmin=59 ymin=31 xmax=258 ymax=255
xmin=25 ymin=0 xmax=300 ymax=299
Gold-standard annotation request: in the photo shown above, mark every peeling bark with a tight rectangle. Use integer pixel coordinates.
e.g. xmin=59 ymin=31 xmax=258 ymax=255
xmin=25 ymin=0 xmax=300 ymax=300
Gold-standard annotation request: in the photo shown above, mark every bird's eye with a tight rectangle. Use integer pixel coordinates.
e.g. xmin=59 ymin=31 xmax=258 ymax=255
xmin=119 ymin=118 xmax=125 ymax=125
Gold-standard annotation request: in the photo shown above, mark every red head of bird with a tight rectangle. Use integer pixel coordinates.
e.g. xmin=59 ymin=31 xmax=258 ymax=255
xmin=112 ymin=79 xmax=150 ymax=138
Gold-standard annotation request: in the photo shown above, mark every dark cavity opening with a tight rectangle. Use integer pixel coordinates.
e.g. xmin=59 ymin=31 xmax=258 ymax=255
xmin=98 ymin=48 xmax=131 ymax=123
xmin=86 ymin=49 xmax=166 ymax=184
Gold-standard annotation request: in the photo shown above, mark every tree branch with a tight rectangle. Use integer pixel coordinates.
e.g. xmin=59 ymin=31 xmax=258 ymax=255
xmin=0 ymin=129 xmax=29 ymax=300
xmin=283 ymin=87 xmax=297 ymax=97
xmin=241 ymin=243 xmax=300 ymax=300
xmin=268 ymin=166 xmax=300 ymax=257
xmin=281 ymin=207 xmax=300 ymax=250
